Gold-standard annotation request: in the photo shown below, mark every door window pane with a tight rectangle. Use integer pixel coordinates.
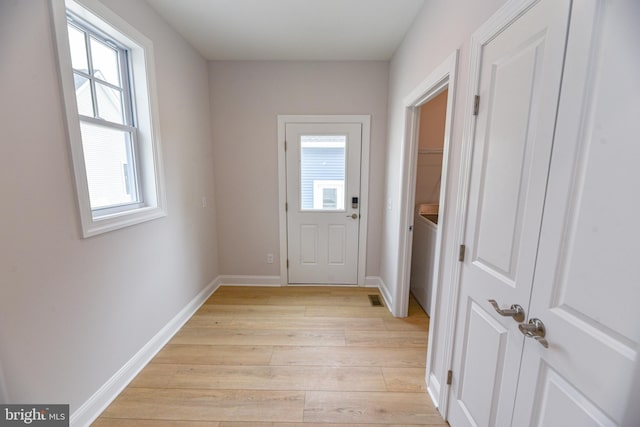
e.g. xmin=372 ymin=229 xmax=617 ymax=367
xmin=300 ymin=135 xmax=346 ymax=211
xmin=323 ymin=188 xmax=337 ymax=208
xmin=79 ymin=122 xmax=137 ymax=209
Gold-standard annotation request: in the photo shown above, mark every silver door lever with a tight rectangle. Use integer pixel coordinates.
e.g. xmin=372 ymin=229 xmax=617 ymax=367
xmin=488 ymin=299 xmax=525 ymax=322
xmin=518 ymin=318 xmax=549 ymax=348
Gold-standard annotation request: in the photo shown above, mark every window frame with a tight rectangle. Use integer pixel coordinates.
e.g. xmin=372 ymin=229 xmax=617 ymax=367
xmin=68 ymin=17 xmax=143 ymax=214
xmin=50 ymin=0 xmax=167 ymax=237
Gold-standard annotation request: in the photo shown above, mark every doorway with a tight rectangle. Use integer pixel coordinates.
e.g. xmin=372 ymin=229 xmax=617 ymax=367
xmin=277 ymin=115 xmax=371 ymax=286
xmin=409 ymin=89 xmax=448 ymax=315
xmin=395 ymin=51 xmax=458 ymax=411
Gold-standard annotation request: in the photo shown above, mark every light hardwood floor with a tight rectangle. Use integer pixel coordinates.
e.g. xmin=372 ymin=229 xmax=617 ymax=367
xmin=93 ymin=286 xmax=448 ymax=426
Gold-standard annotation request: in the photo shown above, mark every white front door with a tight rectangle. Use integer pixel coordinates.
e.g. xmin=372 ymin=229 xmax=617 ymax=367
xmin=285 ymin=122 xmax=362 ymax=284
xmin=447 ymin=0 xmax=572 ymax=425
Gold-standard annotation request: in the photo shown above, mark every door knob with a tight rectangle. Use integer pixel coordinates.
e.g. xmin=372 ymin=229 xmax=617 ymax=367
xmin=488 ymin=299 xmax=525 ymax=322
xmin=518 ymin=318 xmax=549 ymax=348
xmin=346 ymin=213 xmax=358 ymax=219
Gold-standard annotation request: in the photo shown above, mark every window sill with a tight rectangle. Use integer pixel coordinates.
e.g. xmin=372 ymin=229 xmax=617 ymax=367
xmin=82 ymin=205 xmax=167 ymax=238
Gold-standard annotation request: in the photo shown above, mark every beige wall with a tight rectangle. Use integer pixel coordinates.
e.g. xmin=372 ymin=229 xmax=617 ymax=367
xmin=415 ymin=90 xmax=448 ymax=204
xmin=208 ymin=61 xmax=389 ymax=277
xmin=419 ymin=89 xmax=448 ymax=151
xmin=0 ymin=0 xmax=217 ymax=410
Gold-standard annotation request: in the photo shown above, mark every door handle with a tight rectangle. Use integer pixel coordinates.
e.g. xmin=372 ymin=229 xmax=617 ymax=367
xmin=346 ymin=213 xmax=359 ymax=219
xmin=488 ymin=299 xmax=525 ymax=322
xmin=518 ymin=318 xmax=549 ymax=348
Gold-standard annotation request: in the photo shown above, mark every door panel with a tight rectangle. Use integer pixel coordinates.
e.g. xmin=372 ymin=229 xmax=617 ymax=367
xmin=474 ymin=32 xmax=545 ymax=279
xmin=531 ymin=364 xmax=615 ymax=427
xmin=286 ymin=123 xmax=362 ymax=284
xmin=300 ymin=225 xmax=318 ymax=264
xmin=458 ymin=301 xmax=509 ymax=427
xmin=448 ymin=1 xmax=571 ymax=426
xmin=512 ymin=0 xmax=640 ymax=424
xmin=327 ymin=225 xmax=346 ymax=265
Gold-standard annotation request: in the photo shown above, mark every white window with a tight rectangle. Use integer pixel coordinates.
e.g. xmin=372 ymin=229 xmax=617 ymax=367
xmin=312 ymin=180 xmax=345 ymax=210
xmin=51 ymin=0 xmax=166 ymax=237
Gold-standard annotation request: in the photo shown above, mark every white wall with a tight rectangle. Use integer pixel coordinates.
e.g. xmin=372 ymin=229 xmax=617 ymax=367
xmin=380 ymin=0 xmax=506 ymax=403
xmin=209 ymin=61 xmax=389 ymax=278
xmin=0 ymin=0 xmax=217 ymax=413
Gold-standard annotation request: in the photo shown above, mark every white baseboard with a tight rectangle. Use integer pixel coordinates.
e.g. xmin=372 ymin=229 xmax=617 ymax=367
xmin=428 ymin=372 xmax=441 ymax=411
xmin=364 ymin=276 xmax=393 ymax=313
xmin=218 ymin=275 xmax=282 ymax=286
xmin=70 ymin=277 xmax=221 ymax=427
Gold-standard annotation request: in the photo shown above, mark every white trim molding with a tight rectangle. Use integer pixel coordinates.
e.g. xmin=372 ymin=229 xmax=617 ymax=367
xmin=392 ymin=50 xmax=459 ymax=415
xmin=70 ymin=277 xmax=221 ymax=427
xmin=277 ymin=115 xmax=371 ymax=287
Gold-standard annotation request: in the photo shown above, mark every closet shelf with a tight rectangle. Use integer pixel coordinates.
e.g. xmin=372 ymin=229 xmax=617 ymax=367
xmin=418 ymin=148 xmax=444 ymax=154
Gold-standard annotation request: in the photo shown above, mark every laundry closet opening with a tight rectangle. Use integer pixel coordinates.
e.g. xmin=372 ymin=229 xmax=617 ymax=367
xmin=409 ymin=89 xmax=448 ymax=316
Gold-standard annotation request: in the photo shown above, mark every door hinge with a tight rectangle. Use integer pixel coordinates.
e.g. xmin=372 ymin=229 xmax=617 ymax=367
xmin=473 ymin=95 xmax=480 ymax=116
xmin=447 ymin=370 xmax=453 ymax=385
xmin=284 ymin=140 xmax=287 ymax=151
xmin=286 ymin=259 xmax=289 ymax=268
xmin=409 ymin=225 xmax=413 ymax=231
xmin=285 ymin=202 xmax=288 ymax=212
xmin=458 ymin=244 xmax=466 ymax=262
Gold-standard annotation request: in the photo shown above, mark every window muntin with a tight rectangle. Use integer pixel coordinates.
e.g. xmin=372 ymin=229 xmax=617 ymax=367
xmin=66 ymin=16 xmax=140 ymax=213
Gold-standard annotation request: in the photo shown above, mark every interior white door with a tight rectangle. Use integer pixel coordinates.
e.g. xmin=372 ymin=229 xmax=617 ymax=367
xmin=511 ymin=0 xmax=640 ymax=425
xmin=285 ymin=122 xmax=362 ymax=284
xmin=447 ymin=1 xmax=571 ymax=426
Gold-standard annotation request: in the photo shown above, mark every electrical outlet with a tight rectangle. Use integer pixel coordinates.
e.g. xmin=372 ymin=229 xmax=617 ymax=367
xmin=267 ymin=253 xmax=274 ymax=264
xmin=201 ymin=196 xmax=207 ymax=208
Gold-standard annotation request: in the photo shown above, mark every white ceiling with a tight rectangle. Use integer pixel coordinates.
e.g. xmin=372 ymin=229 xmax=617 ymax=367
xmin=145 ymin=0 xmax=425 ymax=61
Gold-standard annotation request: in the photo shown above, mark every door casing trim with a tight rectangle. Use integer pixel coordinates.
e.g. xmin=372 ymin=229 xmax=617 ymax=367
xmin=394 ymin=50 xmax=458 ymax=415
xmin=277 ymin=115 xmax=371 ymax=286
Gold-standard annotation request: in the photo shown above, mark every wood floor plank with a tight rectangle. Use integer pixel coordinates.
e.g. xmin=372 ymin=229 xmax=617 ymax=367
xmin=305 ymin=305 xmax=393 ymax=318
xmin=383 ymin=316 xmax=430 ymax=332
xmin=303 ymin=391 xmax=442 ymax=424
xmin=382 ymin=368 xmax=429 ymax=392
xmin=196 ymin=304 xmax=306 ymax=317
xmin=211 ymin=286 xmax=376 ymax=297
xmin=219 ymin=423 xmax=446 ymax=427
xmin=345 ymin=331 xmax=428 ymax=348
xmin=101 ymin=388 xmax=305 ymax=423
xmin=270 ymin=346 xmax=426 ymax=368
xmin=207 ymin=295 xmax=375 ymax=307
xmin=94 ymin=286 xmax=441 ymax=426
xmin=93 ymin=420 xmax=220 ymax=427
xmin=171 ymin=328 xmax=345 ymax=346
xmin=184 ymin=315 xmax=386 ymax=331
xmin=153 ymin=345 xmax=273 ymax=365
xmin=130 ymin=364 xmax=387 ymax=392
xmin=129 ymin=363 xmax=175 ymax=388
